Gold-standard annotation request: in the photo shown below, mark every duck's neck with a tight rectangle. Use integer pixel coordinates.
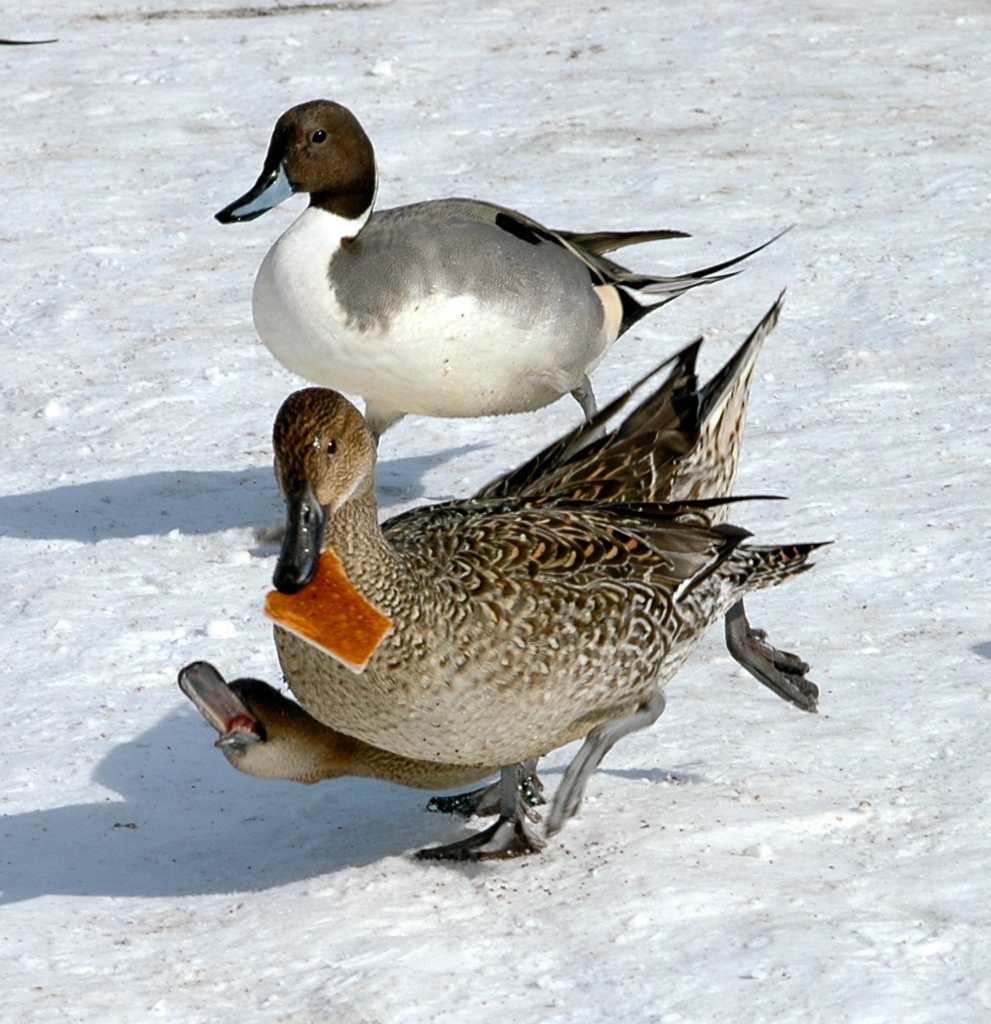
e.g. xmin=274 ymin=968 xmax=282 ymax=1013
xmin=309 ymin=166 xmax=376 ymax=232
xmin=323 ymin=482 xmax=402 ymax=608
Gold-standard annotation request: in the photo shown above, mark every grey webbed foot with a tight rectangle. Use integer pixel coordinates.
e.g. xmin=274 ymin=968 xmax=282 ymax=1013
xmin=415 ymin=815 xmax=546 ymax=861
xmin=426 ymin=759 xmax=544 ymax=819
xmin=547 ymin=692 xmax=667 ymax=836
xmin=416 ymin=765 xmax=546 ymax=861
xmin=724 ymin=599 xmax=818 ymax=713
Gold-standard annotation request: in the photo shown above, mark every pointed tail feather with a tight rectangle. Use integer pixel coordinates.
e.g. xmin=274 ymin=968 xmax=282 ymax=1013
xmin=732 ymin=541 xmax=829 ymax=596
xmin=549 ymin=296 xmax=787 ymax=506
xmin=557 ymin=228 xmax=690 ymax=256
xmin=665 ymin=292 xmax=785 ymax=510
xmin=614 ymin=227 xmax=791 ymax=331
xmin=697 ymin=291 xmax=785 ymax=425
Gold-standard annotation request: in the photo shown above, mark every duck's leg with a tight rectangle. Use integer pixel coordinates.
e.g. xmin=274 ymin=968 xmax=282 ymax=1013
xmin=570 ymin=375 xmax=614 ymax=446
xmin=363 ymin=403 xmax=405 ymax=444
xmin=415 ymin=763 xmax=546 ymax=861
xmin=570 ymin=375 xmax=598 ymax=421
xmin=724 ymin=599 xmax=818 ymax=713
xmin=426 ymin=758 xmax=544 ymax=818
xmin=546 ymin=691 xmax=667 ymax=836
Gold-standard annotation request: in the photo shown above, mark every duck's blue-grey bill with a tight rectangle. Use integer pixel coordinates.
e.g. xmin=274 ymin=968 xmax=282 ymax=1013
xmin=179 ymin=661 xmax=240 ymax=730
xmin=216 ymin=162 xmax=294 ymax=223
xmin=178 ymin=661 xmax=265 ymax=748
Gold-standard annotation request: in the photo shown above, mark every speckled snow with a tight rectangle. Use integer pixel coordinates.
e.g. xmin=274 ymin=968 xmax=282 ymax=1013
xmin=1 ymin=1 xmax=990 ymax=1021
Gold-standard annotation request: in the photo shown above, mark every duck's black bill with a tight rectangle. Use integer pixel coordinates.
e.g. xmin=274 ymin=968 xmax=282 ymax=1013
xmin=273 ymin=486 xmax=326 ymax=594
xmin=215 ymin=161 xmax=295 ymax=223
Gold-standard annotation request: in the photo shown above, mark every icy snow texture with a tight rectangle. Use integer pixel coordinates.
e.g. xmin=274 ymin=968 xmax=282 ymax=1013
xmin=1 ymin=1 xmax=990 ymax=1021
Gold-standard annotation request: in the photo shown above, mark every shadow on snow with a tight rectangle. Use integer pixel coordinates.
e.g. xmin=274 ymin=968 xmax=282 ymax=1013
xmin=0 ymin=706 xmax=498 ymax=904
xmin=0 ymin=446 xmax=483 ymax=543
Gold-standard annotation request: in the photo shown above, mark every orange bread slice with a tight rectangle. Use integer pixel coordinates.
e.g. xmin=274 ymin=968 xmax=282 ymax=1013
xmin=265 ymin=548 xmax=393 ymax=673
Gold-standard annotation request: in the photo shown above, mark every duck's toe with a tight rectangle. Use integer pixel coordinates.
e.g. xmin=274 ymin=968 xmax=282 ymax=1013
xmin=426 ymin=787 xmax=500 ymax=818
xmin=417 ymin=763 xmax=547 ymax=861
xmin=415 ymin=815 xmax=546 ymax=861
xmin=724 ymin=599 xmax=819 ymax=713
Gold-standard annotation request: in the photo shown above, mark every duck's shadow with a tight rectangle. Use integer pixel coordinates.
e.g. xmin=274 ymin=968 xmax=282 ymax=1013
xmin=0 ymin=710 xmax=700 ymax=902
xmin=0 ymin=707 xmax=486 ymax=905
xmin=0 ymin=446 xmax=482 ymax=543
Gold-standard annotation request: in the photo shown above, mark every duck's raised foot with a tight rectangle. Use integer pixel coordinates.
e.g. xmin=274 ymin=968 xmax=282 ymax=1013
xmin=415 ymin=815 xmax=546 ymax=861
xmin=724 ymin=599 xmax=818 ymax=713
xmin=426 ymin=760 xmax=545 ymax=819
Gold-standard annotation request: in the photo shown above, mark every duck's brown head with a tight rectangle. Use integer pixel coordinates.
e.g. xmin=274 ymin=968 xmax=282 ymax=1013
xmin=272 ymin=388 xmax=376 ymax=594
xmin=215 ymin=99 xmax=376 ymax=223
xmin=178 ymin=661 xmax=353 ymax=784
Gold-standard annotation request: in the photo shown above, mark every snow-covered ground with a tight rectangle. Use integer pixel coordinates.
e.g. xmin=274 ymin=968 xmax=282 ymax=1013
xmin=2 ymin=1 xmax=989 ymax=1020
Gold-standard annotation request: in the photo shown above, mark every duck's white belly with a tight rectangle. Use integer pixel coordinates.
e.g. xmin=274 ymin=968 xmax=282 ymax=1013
xmin=252 ymin=209 xmax=608 ymax=418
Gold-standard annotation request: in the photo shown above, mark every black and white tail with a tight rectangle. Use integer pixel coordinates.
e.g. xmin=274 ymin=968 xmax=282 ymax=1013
xmin=608 ymin=229 xmax=790 ymax=335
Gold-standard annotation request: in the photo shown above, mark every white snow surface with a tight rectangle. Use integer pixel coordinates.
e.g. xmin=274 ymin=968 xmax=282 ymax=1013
xmin=1 ymin=1 xmax=989 ymax=1021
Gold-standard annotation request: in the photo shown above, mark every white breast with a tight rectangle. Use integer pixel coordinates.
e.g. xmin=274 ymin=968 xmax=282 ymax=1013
xmin=252 ymin=207 xmax=363 ymax=387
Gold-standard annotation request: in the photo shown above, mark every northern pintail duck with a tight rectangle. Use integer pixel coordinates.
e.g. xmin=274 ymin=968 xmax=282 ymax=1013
xmin=266 ymin=393 xmax=821 ymax=859
xmin=216 ymin=99 xmax=780 ymax=438
xmin=181 ymin=299 xmax=822 ymax=859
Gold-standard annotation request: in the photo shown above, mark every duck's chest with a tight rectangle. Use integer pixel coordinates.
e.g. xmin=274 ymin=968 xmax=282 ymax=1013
xmin=252 ymin=211 xmax=362 ymax=387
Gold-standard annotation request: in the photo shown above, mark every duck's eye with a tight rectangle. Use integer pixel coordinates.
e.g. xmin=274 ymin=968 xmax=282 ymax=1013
xmin=325 ymin=439 xmax=337 ymax=455
xmin=312 ymin=129 xmax=327 ymax=144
